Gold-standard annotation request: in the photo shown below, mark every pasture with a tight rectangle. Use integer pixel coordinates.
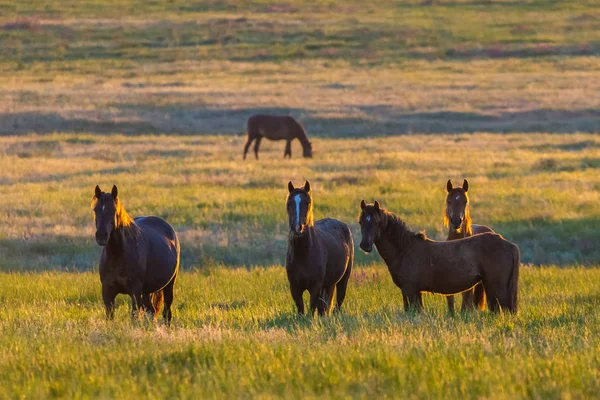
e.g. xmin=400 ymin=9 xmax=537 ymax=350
xmin=1 ymin=0 xmax=600 ymax=398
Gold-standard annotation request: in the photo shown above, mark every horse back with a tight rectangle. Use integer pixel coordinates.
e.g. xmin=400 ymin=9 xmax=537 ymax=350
xmin=472 ymin=224 xmax=494 ymax=235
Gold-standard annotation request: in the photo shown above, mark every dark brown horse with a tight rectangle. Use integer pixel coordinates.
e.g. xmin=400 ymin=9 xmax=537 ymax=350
xmin=359 ymin=200 xmax=519 ymax=313
xmin=92 ymin=185 xmax=180 ymax=325
xmin=243 ymin=114 xmax=313 ymax=160
xmin=286 ymin=181 xmax=353 ymax=316
xmin=444 ymin=179 xmax=494 ymax=314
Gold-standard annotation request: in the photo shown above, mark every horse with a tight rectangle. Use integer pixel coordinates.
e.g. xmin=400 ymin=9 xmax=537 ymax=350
xmin=285 ymin=180 xmax=353 ymax=316
xmin=243 ymin=114 xmax=313 ymax=160
xmin=91 ymin=185 xmax=180 ymax=325
xmin=444 ymin=179 xmax=495 ymax=314
xmin=358 ymin=200 xmax=519 ymax=313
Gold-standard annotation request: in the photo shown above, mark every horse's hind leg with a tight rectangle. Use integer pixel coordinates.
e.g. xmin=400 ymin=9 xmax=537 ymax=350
xmin=334 ymin=262 xmax=353 ymax=313
xmin=284 ymin=140 xmax=292 ymax=158
xmin=318 ymin=286 xmax=335 ymax=316
xmin=253 ymin=136 xmax=262 ymax=159
xmin=162 ymin=280 xmax=175 ymax=326
xmin=461 ymin=288 xmax=476 ymax=312
xmin=446 ymin=295 xmax=455 ymax=315
xmin=243 ymin=136 xmax=254 ymax=160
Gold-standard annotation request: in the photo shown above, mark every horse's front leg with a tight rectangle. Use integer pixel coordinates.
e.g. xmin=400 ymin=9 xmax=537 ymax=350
xmin=402 ymin=288 xmax=422 ymax=312
xmin=309 ymin=284 xmax=324 ymax=317
xmin=129 ymin=283 xmax=144 ymax=320
xmin=289 ymin=282 xmax=305 ymax=315
xmin=102 ymin=284 xmax=117 ymax=320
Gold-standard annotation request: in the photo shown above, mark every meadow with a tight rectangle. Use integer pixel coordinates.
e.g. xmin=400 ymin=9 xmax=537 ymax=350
xmin=1 ymin=0 xmax=600 ymax=398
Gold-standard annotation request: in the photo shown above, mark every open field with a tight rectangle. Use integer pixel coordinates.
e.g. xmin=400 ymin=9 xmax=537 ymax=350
xmin=1 ymin=132 xmax=600 ymax=270
xmin=1 ymin=0 xmax=600 ymax=398
xmin=1 ymin=266 xmax=600 ymax=398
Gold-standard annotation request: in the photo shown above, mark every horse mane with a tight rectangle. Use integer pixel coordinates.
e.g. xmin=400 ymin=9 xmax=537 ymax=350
xmin=91 ymin=196 xmax=142 ymax=239
xmin=380 ymin=209 xmax=427 ymax=249
xmin=114 ymin=199 xmax=141 ymax=237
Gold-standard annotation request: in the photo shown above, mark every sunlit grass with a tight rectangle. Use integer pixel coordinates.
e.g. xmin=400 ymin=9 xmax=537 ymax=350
xmin=0 ymin=266 xmax=599 ymax=398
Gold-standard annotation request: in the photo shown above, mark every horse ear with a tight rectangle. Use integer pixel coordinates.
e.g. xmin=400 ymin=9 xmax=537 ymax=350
xmin=446 ymin=179 xmax=453 ymax=193
xmin=95 ymin=185 xmax=102 ymax=198
xmin=288 ymin=181 xmax=294 ymax=193
xmin=360 ymin=200 xmax=366 ymax=210
xmin=374 ymin=200 xmax=380 ymax=211
xmin=462 ymin=179 xmax=469 ymax=192
xmin=111 ymin=185 xmax=118 ymax=199
xmin=304 ymin=180 xmax=311 ymax=192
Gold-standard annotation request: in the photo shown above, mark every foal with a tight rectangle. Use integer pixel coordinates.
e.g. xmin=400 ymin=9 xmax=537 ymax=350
xmin=359 ymin=200 xmax=519 ymax=313
xmin=285 ymin=181 xmax=353 ymax=316
xmin=92 ymin=185 xmax=180 ymax=325
xmin=243 ymin=114 xmax=313 ymax=160
xmin=444 ymin=179 xmax=494 ymax=313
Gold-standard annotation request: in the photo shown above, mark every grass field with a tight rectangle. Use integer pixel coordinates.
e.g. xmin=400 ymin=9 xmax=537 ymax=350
xmin=1 ymin=267 xmax=600 ymax=398
xmin=1 ymin=0 xmax=600 ymax=398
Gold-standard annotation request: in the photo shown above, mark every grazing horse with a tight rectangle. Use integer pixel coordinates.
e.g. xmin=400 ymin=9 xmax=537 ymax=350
xmin=91 ymin=185 xmax=180 ymax=325
xmin=444 ymin=179 xmax=495 ymax=314
xmin=359 ymin=200 xmax=519 ymax=313
xmin=285 ymin=180 xmax=353 ymax=316
xmin=243 ymin=114 xmax=313 ymax=160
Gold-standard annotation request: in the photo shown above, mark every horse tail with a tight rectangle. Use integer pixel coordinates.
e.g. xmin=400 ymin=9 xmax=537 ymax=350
xmin=473 ymin=282 xmax=486 ymax=311
xmin=507 ymin=245 xmax=520 ymax=313
xmin=152 ymin=290 xmax=164 ymax=316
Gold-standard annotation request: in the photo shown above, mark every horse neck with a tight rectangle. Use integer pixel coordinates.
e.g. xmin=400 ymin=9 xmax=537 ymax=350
xmin=375 ymin=213 xmax=413 ymax=266
xmin=292 ymin=124 xmax=310 ymax=147
xmin=106 ymin=204 xmax=140 ymax=252
xmin=288 ymin=227 xmax=315 ymax=261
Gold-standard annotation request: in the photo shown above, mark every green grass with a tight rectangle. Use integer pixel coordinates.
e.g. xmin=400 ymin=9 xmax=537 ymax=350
xmin=1 ymin=266 xmax=599 ymax=398
xmin=1 ymin=0 xmax=600 ymax=397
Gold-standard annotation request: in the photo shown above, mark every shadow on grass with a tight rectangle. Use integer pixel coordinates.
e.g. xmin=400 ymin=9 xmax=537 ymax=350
xmin=1 ymin=106 xmax=599 ymax=137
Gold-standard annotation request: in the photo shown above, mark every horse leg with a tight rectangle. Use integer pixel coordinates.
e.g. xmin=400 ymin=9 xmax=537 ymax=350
xmin=309 ymin=285 xmax=323 ymax=317
xmin=446 ymin=295 xmax=455 ymax=315
xmin=318 ymin=286 xmax=335 ymax=316
xmin=130 ymin=284 xmax=144 ymax=320
xmin=102 ymin=285 xmax=117 ymax=320
xmin=141 ymin=293 xmax=156 ymax=319
xmin=284 ymin=140 xmax=292 ymax=158
xmin=162 ymin=280 xmax=175 ymax=326
xmin=290 ymin=283 xmax=305 ymax=315
xmin=243 ymin=136 xmax=254 ymax=160
xmin=402 ymin=288 xmax=422 ymax=312
xmin=334 ymin=264 xmax=352 ymax=313
xmin=461 ymin=288 xmax=476 ymax=312
xmin=253 ymin=136 xmax=262 ymax=160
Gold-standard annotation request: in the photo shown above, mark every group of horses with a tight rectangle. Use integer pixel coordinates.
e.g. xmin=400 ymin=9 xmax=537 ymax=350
xmin=91 ymin=175 xmax=519 ymax=325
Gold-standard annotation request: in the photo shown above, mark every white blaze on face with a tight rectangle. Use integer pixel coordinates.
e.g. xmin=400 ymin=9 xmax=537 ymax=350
xmin=456 ymin=195 xmax=460 ymax=200
xmin=294 ymin=194 xmax=302 ymax=226
xmin=366 ymin=216 xmax=371 ymax=222
xmin=102 ymin=205 xmax=105 ymax=212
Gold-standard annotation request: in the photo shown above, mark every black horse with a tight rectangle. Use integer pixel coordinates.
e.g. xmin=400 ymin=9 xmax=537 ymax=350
xmin=92 ymin=185 xmax=180 ymax=325
xmin=285 ymin=181 xmax=353 ymax=316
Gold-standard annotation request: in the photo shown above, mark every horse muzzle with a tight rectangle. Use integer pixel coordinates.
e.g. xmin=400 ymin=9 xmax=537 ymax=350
xmin=95 ymin=232 xmax=109 ymax=246
xmin=450 ymin=218 xmax=462 ymax=230
xmin=292 ymin=224 xmax=306 ymax=235
xmin=360 ymin=242 xmax=373 ymax=253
